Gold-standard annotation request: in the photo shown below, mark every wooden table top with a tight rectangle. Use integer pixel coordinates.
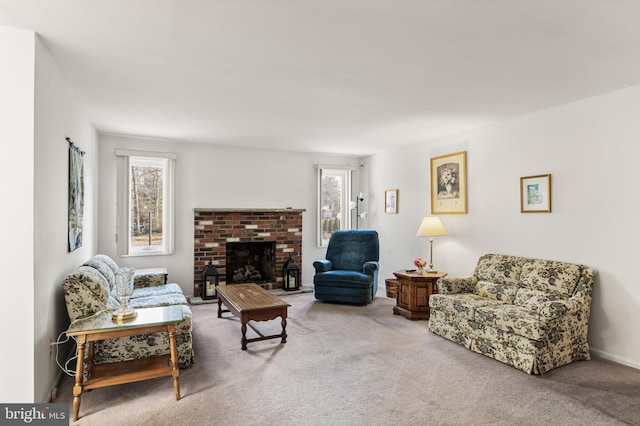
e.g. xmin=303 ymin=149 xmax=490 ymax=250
xmin=394 ymin=270 xmax=447 ymax=280
xmin=216 ymin=283 xmax=290 ymax=312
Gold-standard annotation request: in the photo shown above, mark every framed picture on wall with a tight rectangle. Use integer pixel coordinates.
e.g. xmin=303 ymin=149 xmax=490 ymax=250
xmin=385 ymin=189 xmax=398 ymax=214
xmin=430 ymin=151 xmax=467 ymax=214
xmin=520 ymin=174 xmax=551 ymax=213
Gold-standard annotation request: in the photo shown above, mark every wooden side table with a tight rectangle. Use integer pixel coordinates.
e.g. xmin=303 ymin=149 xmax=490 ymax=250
xmin=66 ymin=305 xmax=183 ymax=421
xmin=393 ymin=270 xmax=447 ymax=320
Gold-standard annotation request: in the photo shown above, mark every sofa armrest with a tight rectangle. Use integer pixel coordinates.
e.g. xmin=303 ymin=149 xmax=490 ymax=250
xmin=363 ymin=261 xmax=379 ymax=276
xmin=538 ymin=299 xmax=582 ymax=320
xmin=134 ymin=272 xmax=167 ymax=289
xmin=313 ymin=260 xmax=332 ymax=273
xmin=437 ymin=276 xmax=477 ymax=294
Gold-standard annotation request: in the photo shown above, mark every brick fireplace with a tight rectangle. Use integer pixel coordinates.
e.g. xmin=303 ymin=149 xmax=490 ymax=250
xmin=193 ymin=208 xmax=305 ymax=297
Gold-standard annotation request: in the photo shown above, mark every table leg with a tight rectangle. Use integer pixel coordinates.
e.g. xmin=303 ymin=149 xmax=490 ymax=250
xmin=241 ymin=320 xmax=248 ymax=350
xmin=72 ymin=335 xmax=87 ymax=421
xmin=217 ymin=298 xmax=223 ymax=318
xmin=281 ymin=315 xmax=287 ymax=344
xmin=167 ymin=324 xmax=181 ymax=400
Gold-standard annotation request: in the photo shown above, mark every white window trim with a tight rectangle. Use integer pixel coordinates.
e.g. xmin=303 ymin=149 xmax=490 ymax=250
xmin=315 ymin=164 xmax=357 ymax=247
xmin=115 ymin=149 xmax=176 ymax=257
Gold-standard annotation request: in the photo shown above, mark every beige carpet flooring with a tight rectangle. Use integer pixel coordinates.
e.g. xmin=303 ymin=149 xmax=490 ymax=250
xmin=54 ymin=291 xmax=640 ymax=425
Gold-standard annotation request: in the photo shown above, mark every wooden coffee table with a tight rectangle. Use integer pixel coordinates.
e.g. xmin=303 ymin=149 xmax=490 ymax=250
xmin=217 ymin=283 xmax=290 ymax=350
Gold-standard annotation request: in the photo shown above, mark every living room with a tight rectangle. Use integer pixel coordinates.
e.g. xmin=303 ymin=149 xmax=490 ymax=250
xmin=2 ymin=2 xmax=640 ymax=423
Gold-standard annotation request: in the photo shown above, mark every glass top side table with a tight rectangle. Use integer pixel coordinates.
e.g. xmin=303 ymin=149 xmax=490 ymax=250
xmin=66 ymin=305 xmax=184 ymax=421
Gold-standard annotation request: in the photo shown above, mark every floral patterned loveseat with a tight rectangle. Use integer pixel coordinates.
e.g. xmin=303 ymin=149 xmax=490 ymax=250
xmin=428 ymin=254 xmax=596 ymax=374
xmin=63 ymin=254 xmax=194 ymax=368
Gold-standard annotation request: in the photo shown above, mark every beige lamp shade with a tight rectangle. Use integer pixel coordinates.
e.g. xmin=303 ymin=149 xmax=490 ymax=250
xmin=416 ymin=217 xmax=448 ymax=237
xmin=416 ymin=216 xmax=447 ymax=273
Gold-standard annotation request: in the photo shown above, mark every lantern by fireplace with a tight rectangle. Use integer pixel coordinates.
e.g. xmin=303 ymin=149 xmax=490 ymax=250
xmin=283 ymin=255 xmax=300 ymax=291
xmin=202 ymin=259 xmax=220 ymax=300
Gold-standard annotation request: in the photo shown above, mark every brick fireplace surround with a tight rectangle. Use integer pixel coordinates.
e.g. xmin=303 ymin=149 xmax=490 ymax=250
xmin=193 ymin=208 xmax=305 ymax=297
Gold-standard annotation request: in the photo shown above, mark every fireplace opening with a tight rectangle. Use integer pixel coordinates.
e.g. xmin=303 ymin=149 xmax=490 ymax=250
xmin=226 ymin=242 xmax=276 ymax=284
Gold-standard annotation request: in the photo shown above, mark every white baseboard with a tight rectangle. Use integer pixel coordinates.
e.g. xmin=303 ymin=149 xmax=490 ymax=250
xmin=590 ymin=347 xmax=640 ymax=370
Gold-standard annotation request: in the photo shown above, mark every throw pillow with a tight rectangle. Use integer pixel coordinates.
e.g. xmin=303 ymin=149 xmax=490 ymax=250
xmin=474 ymin=280 xmax=518 ymax=303
xmin=519 ymin=260 xmax=582 ymax=296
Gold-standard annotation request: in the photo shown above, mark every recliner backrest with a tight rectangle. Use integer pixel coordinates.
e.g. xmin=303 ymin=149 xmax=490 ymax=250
xmin=325 ymin=230 xmax=379 ymax=271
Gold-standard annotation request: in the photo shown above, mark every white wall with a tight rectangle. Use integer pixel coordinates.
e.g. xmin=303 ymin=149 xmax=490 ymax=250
xmin=0 ymin=27 xmax=97 ymax=403
xmin=0 ymin=26 xmax=36 ymax=403
xmin=98 ymin=134 xmax=364 ymax=294
xmin=0 ymin=27 xmax=99 ymax=403
xmin=33 ymin=37 xmax=99 ymax=402
xmin=367 ymin=85 xmax=640 ymax=369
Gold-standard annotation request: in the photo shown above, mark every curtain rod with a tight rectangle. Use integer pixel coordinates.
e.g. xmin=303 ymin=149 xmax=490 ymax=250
xmin=66 ymin=137 xmax=85 ymax=155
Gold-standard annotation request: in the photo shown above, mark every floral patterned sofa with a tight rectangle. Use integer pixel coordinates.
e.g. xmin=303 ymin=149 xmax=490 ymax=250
xmin=63 ymin=254 xmax=193 ymax=368
xmin=428 ymin=254 xmax=596 ymax=374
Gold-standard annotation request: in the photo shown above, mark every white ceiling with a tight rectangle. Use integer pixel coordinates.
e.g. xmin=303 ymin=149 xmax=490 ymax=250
xmin=2 ymin=1 xmax=640 ymax=156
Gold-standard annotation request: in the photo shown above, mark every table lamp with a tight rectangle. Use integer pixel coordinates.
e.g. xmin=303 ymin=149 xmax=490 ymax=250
xmin=416 ymin=216 xmax=448 ymax=272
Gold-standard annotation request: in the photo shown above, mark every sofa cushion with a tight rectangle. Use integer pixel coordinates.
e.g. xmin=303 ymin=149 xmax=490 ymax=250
xmin=128 ymin=292 xmax=188 ymax=309
xmin=514 ymin=288 xmax=562 ymax=311
xmin=475 ymin=305 xmax=549 ymax=341
xmin=519 ymin=260 xmax=583 ymax=296
xmin=83 ymin=257 xmax=117 ymax=291
xmin=76 ymin=266 xmax=110 ymax=301
xmin=314 ymin=270 xmax=373 ymax=288
xmin=63 ymin=272 xmax=111 ymax=321
xmin=430 ymin=293 xmax=504 ymax=320
xmin=475 ymin=254 xmax=524 ymax=287
xmin=473 ymin=280 xmax=518 ymax=303
xmin=131 ymin=283 xmax=184 ymax=299
xmin=93 ymin=254 xmax=120 ymax=276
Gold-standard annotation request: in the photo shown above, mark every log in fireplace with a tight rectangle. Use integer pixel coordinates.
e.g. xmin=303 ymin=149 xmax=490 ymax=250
xmin=226 ymin=241 xmax=275 ymax=284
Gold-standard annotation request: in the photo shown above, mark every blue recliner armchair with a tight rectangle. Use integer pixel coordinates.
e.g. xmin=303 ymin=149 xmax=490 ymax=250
xmin=313 ymin=230 xmax=380 ymax=305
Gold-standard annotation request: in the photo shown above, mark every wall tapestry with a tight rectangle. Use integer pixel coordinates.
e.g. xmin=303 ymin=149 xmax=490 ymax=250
xmin=68 ymin=138 xmax=85 ymax=252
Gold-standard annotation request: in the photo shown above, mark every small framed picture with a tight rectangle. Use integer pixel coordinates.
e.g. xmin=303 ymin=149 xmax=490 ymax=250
xmin=385 ymin=189 xmax=398 ymax=214
xmin=520 ymin=174 xmax=551 ymax=213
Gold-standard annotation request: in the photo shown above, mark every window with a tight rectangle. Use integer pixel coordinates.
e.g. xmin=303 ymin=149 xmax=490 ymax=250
xmin=316 ymin=164 xmax=356 ymax=247
xmin=116 ymin=150 xmax=176 ymax=256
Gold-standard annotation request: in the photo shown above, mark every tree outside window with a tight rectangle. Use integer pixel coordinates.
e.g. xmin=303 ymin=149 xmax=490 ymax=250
xmin=317 ymin=166 xmax=354 ymax=247
xmin=130 ymin=158 xmax=164 ymax=248
xmin=116 ymin=150 xmax=175 ymax=256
